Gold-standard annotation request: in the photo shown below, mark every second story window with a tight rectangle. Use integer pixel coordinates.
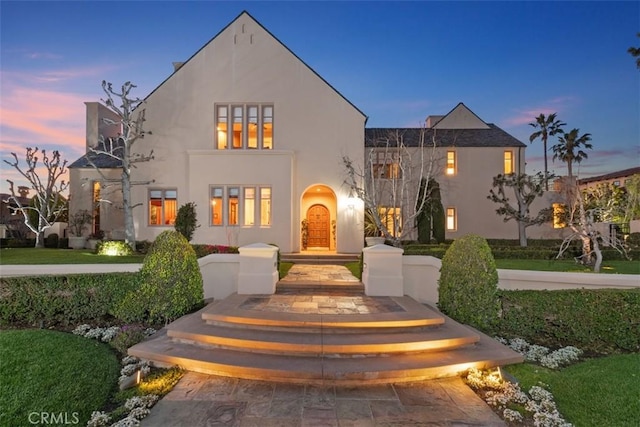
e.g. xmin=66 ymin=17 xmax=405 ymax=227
xmin=215 ymin=104 xmax=274 ymax=150
xmin=446 ymin=151 xmax=456 ymax=176
xmin=372 ymin=151 xmax=401 ymax=179
xmin=504 ymin=150 xmax=514 ymax=174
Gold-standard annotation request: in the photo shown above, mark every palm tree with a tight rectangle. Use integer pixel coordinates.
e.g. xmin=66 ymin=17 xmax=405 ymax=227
xmin=551 ymin=128 xmax=593 ymax=179
xmin=529 ymin=113 xmax=565 ymax=189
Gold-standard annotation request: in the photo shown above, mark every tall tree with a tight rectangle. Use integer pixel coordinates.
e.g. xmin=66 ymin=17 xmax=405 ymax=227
xmin=86 ymin=81 xmax=154 ymax=250
xmin=551 ymin=128 xmax=592 ymax=179
xmin=3 ymin=148 xmax=69 ymax=247
xmin=529 ymin=113 xmax=565 ymax=190
xmin=487 ymin=172 xmax=553 ymax=247
xmin=343 ymin=127 xmax=438 ymax=247
xmin=628 ymin=32 xmax=640 ymax=70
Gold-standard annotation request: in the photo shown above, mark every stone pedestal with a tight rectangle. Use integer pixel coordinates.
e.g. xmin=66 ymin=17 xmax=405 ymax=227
xmin=362 ymin=244 xmax=404 ymax=296
xmin=237 ymin=243 xmax=279 ymax=294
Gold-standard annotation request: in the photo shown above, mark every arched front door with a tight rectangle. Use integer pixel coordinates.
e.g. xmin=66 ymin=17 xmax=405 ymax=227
xmin=307 ymin=204 xmax=330 ymax=248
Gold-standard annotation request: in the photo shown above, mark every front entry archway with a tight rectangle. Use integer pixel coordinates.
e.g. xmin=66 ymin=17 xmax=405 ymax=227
xmin=307 ymin=204 xmax=330 ymax=248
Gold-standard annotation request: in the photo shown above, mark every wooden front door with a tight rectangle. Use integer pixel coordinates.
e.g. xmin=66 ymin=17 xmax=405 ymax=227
xmin=307 ymin=204 xmax=330 ymax=248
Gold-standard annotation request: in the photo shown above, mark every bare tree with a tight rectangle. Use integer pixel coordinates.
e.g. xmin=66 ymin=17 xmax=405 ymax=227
xmin=556 ymin=180 xmax=630 ymax=272
xmin=343 ymin=127 xmax=438 ymax=247
xmin=487 ymin=172 xmax=553 ymax=247
xmin=3 ymin=148 xmax=69 ymax=247
xmin=85 ymin=81 xmax=153 ymax=250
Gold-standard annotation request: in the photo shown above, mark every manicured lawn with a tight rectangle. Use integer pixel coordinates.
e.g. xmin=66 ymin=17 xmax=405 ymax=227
xmin=495 ymin=258 xmax=639 ymax=274
xmin=505 ymin=353 xmax=640 ymax=427
xmin=0 ymin=248 xmax=144 ymax=265
xmin=0 ymin=329 xmax=120 ymax=426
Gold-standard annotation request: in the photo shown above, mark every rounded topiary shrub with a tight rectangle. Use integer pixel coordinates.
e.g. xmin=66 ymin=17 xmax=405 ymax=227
xmin=438 ymin=234 xmax=499 ymax=332
xmin=136 ymin=230 xmax=203 ymax=324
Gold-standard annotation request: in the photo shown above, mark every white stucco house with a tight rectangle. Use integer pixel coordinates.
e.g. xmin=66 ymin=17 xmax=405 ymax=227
xmin=69 ymin=11 xmax=560 ymax=252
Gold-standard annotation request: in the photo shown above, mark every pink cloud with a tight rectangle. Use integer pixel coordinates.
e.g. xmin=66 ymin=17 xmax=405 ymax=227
xmin=502 ymin=97 xmax=577 ymax=127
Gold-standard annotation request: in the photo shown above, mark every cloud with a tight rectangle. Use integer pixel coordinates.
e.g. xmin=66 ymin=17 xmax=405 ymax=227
xmin=502 ymin=97 xmax=577 ymax=127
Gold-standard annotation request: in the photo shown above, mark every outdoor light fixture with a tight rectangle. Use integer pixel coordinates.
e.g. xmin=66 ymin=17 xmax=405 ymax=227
xmin=347 ymin=189 xmax=357 ymax=210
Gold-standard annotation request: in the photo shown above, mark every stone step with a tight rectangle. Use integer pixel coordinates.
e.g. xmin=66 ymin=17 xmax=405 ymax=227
xmin=166 ymin=312 xmax=479 ymax=357
xmin=276 ymin=282 xmax=365 ymax=294
xmin=280 ymin=253 xmax=360 ymax=264
xmin=200 ymin=293 xmax=444 ymax=332
xmin=129 ymin=328 xmax=522 ymax=386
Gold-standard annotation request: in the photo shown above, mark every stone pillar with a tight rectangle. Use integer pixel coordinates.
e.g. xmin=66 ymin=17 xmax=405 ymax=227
xmin=237 ymin=243 xmax=279 ymax=294
xmin=362 ymin=244 xmax=404 ymax=296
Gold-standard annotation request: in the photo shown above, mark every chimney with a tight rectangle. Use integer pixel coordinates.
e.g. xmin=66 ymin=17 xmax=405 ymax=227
xmin=426 ymin=115 xmax=444 ymax=128
xmin=18 ymin=186 xmax=29 ymax=198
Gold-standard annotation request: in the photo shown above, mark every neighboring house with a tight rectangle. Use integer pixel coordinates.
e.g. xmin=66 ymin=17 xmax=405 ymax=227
xmin=0 ymin=188 xmax=32 ymax=239
xmin=68 ymin=11 xmax=560 ymax=251
xmin=578 ymin=167 xmax=640 ymax=190
xmin=69 ymin=11 xmax=366 ymax=253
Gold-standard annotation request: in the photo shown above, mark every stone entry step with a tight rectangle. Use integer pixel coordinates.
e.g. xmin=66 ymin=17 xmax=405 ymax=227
xmin=129 ymin=292 xmax=523 ymax=385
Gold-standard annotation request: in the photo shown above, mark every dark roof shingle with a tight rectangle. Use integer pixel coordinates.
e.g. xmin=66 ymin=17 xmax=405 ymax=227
xmin=365 ymin=125 xmax=525 ymax=148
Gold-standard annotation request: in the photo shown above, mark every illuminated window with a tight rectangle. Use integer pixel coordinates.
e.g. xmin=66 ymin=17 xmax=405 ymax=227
xmin=263 ymin=106 xmax=273 ymax=149
xmin=446 ymin=151 xmax=456 ymax=175
xmin=446 ymin=207 xmax=457 ymax=230
xmin=228 ymin=187 xmax=239 ymax=225
xmin=372 ymin=151 xmax=402 ymax=179
xmin=216 ymin=106 xmax=228 ymax=149
xmin=260 ymin=187 xmax=271 ymax=226
xmin=247 ymin=106 xmax=258 ymax=149
xmin=215 ymin=104 xmax=274 ymax=149
xmin=92 ymin=181 xmax=101 ymax=235
xmin=504 ymin=150 xmax=514 ymax=174
xmin=210 ymin=187 xmax=223 ymax=226
xmin=232 ymin=107 xmax=243 ymax=149
xmin=553 ymin=203 xmax=566 ymax=229
xmin=244 ymin=187 xmax=255 ymax=225
xmin=379 ymin=207 xmax=402 ymax=237
xmin=149 ymin=189 xmax=177 ymax=226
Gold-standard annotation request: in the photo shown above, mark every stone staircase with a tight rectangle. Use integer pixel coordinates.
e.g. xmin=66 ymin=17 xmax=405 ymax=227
xmin=280 ymin=253 xmax=360 ymax=265
xmin=129 ymin=281 xmax=523 ymax=385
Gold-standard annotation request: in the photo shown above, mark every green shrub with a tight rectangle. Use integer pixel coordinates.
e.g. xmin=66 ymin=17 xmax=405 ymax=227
xmin=135 ymin=240 xmax=153 ymax=255
xmin=627 ymin=232 xmax=640 ymax=248
xmin=44 ymin=233 xmax=59 ymax=248
xmin=0 ymin=273 xmax=140 ymax=327
xmin=438 ymin=234 xmax=500 ymax=332
xmin=110 ymin=324 xmax=148 ymax=355
xmin=174 ymin=202 xmax=200 ymax=242
xmin=96 ymin=240 xmax=135 ymax=256
xmin=190 ymin=244 xmax=239 ymax=258
xmin=133 ymin=230 xmax=204 ymax=324
xmin=497 ymin=289 xmax=640 ymax=354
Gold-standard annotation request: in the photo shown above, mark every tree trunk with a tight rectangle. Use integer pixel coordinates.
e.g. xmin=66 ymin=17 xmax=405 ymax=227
xmin=518 ymin=222 xmax=528 ymax=247
xmin=592 ymin=237 xmax=603 ymax=273
xmin=34 ymin=231 xmax=45 ymax=248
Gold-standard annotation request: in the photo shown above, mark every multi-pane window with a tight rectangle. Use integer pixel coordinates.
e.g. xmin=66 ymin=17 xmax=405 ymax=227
xmin=504 ymin=150 xmax=514 ymax=174
xmin=446 ymin=207 xmax=457 ymax=230
xmin=552 ymin=203 xmax=566 ymax=229
xmin=446 ymin=151 xmax=456 ymax=175
xmin=379 ymin=207 xmax=402 ymax=237
xmin=210 ymin=185 xmax=272 ymax=227
xmin=149 ymin=189 xmax=177 ymax=226
xmin=215 ymin=104 xmax=274 ymax=150
xmin=260 ymin=187 xmax=271 ymax=226
xmin=216 ymin=106 xmax=228 ymax=150
xmin=372 ymin=151 xmax=401 ymax=179
xmin=211 ymin=187 xmax=223 ymax=225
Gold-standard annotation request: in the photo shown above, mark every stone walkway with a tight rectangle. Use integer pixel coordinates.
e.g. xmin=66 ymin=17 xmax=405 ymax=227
xmin=141 ymin=372 xmax=505 ymax=426
xmin=140 ymin=264 xmax=506 ymax=426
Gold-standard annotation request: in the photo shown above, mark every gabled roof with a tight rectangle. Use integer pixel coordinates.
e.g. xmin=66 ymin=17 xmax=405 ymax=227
xmin=365 ymin=125 xmax=526 ymax=148
xmin=69 ymin=138 xmax=124 ymax=169
xmin=142 ymin=10 xmax=367 ymax=121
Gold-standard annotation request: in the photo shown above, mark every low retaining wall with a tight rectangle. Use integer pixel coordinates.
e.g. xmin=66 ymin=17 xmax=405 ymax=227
xmin=198 ymin=253 xmax=240 ymax=301
xmin=402 ymin=256 xmax=640 ymax=304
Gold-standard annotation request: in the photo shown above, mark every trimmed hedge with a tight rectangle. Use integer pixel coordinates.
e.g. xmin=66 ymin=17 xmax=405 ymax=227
xmin=0 ymin=273 xmax=140 ymax=327
xmin=496 ymin=289 xmax=640 ymax=354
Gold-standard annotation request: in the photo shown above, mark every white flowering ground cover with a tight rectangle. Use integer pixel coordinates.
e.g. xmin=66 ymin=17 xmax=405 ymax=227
xmin=468 ymin=338 xmax=640 ymax=426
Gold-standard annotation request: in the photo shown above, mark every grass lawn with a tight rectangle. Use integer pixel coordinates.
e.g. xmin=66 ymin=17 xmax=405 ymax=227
xmin=505 ymin=353 xmax=640 ymax=427
xmin=495 ymin=258 xmax=639 ymax=274
xmin=0 ymin=248 xmax=144 ymax=265
xmin=0 ymin=329 xmax=120 ymax=426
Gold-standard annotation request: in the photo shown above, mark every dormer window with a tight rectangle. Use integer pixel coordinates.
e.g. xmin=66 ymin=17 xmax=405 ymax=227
xmin=215 ymin=104 xmax=274 ymax=149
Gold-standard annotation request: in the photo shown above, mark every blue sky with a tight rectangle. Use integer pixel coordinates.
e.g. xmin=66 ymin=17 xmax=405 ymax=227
xmin=1 ymin=1 xmax=638 ymax=194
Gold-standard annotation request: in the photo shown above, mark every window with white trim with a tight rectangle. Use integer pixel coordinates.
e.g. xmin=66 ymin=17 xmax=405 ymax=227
xmin=504 ymin=150 xmax=514 ymax=174
xmin=372 ymin=151 xmax=402 ymax=179
xmin=210 ymin=185 xmax=272 ymax=227
xmin=446 ymin=207 xmax=457 ymax=231
xmin=149 ymin=189 xmax=177 ymax=226
xmin=446 ymin=151 xmax=456 ymax=175
xmin=215 ymin=104 xmax=274 ymax=150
